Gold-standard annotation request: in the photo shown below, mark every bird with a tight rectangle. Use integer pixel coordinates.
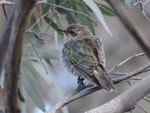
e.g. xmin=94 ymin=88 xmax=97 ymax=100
xmin=59 ymin=23 xmax=116 ymax=91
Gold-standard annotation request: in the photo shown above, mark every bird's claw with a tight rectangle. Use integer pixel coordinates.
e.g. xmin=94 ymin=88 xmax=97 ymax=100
xmin=77 ymin=76 xmax=85 ymax=86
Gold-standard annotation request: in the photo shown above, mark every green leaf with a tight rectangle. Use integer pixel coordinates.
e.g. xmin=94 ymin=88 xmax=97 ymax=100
xmin=31 ymin=61 xmax=64 ymax=100
xmin=22 ymin=66 xmax=46 ymax=112
xmin=120 ymin=0 xmax=125 ymax=3
xmin=0 ymin=109 xmax=3 ymax=113
xmin=37 ymin=45 xmax=60 ymax=60
xmin=75 ymin=4 xmax=95 ymax=35
xmin=98 ymin=4 xmax=115 ymax=16
xmin=44 ymin=16 xmax=63 ymax=35
xmin=66 ymin=12 xmax=77 ymax=24
xmin=41 ymin=3 xmax=50 ymax=15
xmin=31 ymin=61 xmax=55 ymax=85
xmin=28 ymin=13 xmax=40 ymax=31
xmin=23 ymin=60 xmax=69 ymax=113
xmin=23 ymin=44 xmax=60 ymax=60
xmin=83 ymin=0 xmax=112 ymax=36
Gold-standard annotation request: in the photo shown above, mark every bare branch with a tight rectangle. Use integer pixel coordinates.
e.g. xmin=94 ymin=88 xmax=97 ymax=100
xmin=0 ymin=0 xmax=97 ymax=25
xmin=0 ymin=0 xmax=14 ymax=5
xmin=46 ymin=62 xmax=150 ymax=113
xmin=109 ymin=52 xmax=145 ymax=73
xmin=0 ymin=0 xmax=36 ymax=113
xmin=136 ymin=103 xmax=148 ymax=113
xmin=27 ymin=37 xmax=48 ymax=74
xmin=27 ymin=30 xmax=54 ymax=41
xmin=28 ymin=10 xmax=51 ymax=30
xmin=143 ymin=97 xmax=150 ymax=103
xmin=36 ymin=0 xmax=97 ymax=25
xmin=105 ymin=0 xmax=150 ymax=59
xmin=86 ymin=75 xmax=150 ymax=113
xmin=132 ymin=0 xmax=150 ymax=22
xmin=113 ymin=62 xmax=150 ymax=83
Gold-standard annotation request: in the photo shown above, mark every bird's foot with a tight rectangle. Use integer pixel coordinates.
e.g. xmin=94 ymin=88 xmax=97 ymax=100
xmin=77 ymin=76 xmax=85 ymax=86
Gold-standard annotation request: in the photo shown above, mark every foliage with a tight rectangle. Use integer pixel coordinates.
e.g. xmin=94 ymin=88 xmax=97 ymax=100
xmin=1 ymin=0 xmax=124 ymax=112
xmin=22 ymin=1 xmax=117 ymax=112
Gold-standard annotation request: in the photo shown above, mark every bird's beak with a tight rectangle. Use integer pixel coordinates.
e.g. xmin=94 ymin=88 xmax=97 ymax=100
xmin=57 ymin=29 xmax=70 ymax=41
xmin=57 ymin=29 xmax=65 ymax=33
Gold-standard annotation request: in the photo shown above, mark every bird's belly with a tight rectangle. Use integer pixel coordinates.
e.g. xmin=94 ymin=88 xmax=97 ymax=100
xmin=61 ymin=47 xmax=76 ymax=76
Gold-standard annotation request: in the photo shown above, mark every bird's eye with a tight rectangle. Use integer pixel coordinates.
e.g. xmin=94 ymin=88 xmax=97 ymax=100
xmin=68 ymin=30 xmax=78 ymax=36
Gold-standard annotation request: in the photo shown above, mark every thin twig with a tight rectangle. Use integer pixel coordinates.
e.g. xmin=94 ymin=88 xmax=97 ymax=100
xmin=136 ymin=103 xmax=148 ymax=113
xmin=146 ymin=95 xmax=150 ymax=98
xmin=0 ymin=0 xmax=14 ymax=5
xmin=28 ymin=10 xmax=51 ymax=30
xmin=132 ymin=0 xmax=150 ymax=22
xmin=28 ymin=37 xmax=48 ymax=74
xmin=46 ymin=62 xmax=150 ymax=113
xmin=143 ymin=97 xmax=150 ymax=103
xmin=27 ymin=30 xmax=54 ymax=41
xmin=36 ymin=0 xmax=97 ymax=25
xmin=0 ymin=0 xmax=97 ymax=25
xmin=2 ymin=4 xmax=8 ymax=19
xmin=109 ymin=53 xmax=145 ymax=73
xmin=86 ymin=75 xmax=150 ymax=113
xmin=129 ymin=77 xmax=142 ymax=80
xmin=106 ymin=0 xmax=150 ymax=59
xmin=113 ymin=62 xmax=150 ymax=83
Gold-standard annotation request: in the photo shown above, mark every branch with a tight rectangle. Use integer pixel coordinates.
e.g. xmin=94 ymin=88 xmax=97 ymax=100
xmin=36 ymin=0 xmax=97 ymax=25
xmin=0 ymin=0 xmax=14 ymax=5
xmin=136 ymin=103 xmax=148 ymax=113
xmin=113 ymin=62 xmax=150 ymax=83
xmin=1 ymin=0 xmax=36 ymax=113
xmin=46 ymin=62 xmax=150 ymax=113
xmin=109 ymin=52 xmax=145 ymax=73
xmin=0 ymin=0 xmax=97 ymax=26
xmin=86 ymin=74 xmax=150 ymax=113
xmin=132 ymin=0 xmax=150 ymax=22
xmin=105 ymin=0 xmax=150 ymax=59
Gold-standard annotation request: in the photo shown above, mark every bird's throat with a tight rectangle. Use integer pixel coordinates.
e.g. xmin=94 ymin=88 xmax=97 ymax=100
xmin=64 ymin=36 xmax=71 ymax=42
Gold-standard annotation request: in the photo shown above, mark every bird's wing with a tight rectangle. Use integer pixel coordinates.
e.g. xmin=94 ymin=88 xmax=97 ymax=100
xmin=66 ymin=36 xmax=102 ymax=85
xmin=70 ymin=36 xmax=116 ymax=91
xmin=93 ymin=37 xmax=105 ymax=66
xmin=71 ymin=36 xmax=99 ymax=67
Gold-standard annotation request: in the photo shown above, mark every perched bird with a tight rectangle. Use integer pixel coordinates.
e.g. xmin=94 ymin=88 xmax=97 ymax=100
xmin=59 ymin=24 xmax=116 ymax=91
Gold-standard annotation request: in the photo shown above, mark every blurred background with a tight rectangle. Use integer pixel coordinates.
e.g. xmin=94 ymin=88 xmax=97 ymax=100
xmin=0 ymin=0 xmax=150 ymax=113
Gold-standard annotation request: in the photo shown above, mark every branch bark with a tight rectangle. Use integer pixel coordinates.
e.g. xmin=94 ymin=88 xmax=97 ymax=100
xmin=0 ymin=0 xmax=36 ymax=113
xmin=46 ymin=62 xmax=150 ymax=113
xmin=86 ymin=74 xmax=150 ymax=113
xmin=105 ymin=0 xmax=150 ymax=59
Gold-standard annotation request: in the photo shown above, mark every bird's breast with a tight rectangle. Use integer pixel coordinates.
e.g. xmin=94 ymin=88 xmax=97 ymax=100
xmin=61 ymin=40 xmax=78 ymax=75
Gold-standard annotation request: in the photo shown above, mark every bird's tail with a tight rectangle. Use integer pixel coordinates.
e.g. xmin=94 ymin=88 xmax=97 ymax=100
xmin=95 ymin=65 xmax=117 ymax=92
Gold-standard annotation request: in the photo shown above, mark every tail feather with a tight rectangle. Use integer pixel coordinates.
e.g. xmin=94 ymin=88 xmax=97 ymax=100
xmin=95 ymin=65 xmax=117 ymax=92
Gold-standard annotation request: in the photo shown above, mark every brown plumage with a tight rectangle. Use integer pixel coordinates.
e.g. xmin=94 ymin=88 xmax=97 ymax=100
xmin=60 ymin=24 xmax=116 ymax=91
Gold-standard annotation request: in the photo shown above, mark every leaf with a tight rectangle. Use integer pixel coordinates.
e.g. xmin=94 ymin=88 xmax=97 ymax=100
xmin=44 ymin=16 xmax=63 ymax=35
xmin=66 ymin=12 xmax=77 ymax=24
xmin=28 ymin=12 xmax=41 ymax=31
xmin=23 ymin=60 xmax=69 ymax=113
xmin=120 ymin=0 xmax=125 ymax=3
xmin=31 ymin=61 xmax=64 ymax=100
xmin=22 ymin=66 xmax=46 ymax=112
xmin=0 ymin=110 xmax=3 ymax=113
xmin=31 ymin=61 xmax=54 ymax=85
xmin=34 ymin=5 xmax=42 ymax=27
xmin=83 ymin=0 xmax=112 ymax=36
xmin=75 ymin=4 xmax=95 ymax=35
xmin=37 ymin=45 xmax=60 ymax=60
xmin=23 ymin=44 xmax=60 ymax=60
xmin=98 ymin=4 xmax=115 ymax=16
xmin=41 ymin=3 xmax=50 ymax=15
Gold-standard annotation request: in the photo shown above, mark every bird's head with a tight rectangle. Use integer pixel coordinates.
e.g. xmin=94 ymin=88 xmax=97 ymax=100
xmin=58 ymin=24 xmax=92 ymax=41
